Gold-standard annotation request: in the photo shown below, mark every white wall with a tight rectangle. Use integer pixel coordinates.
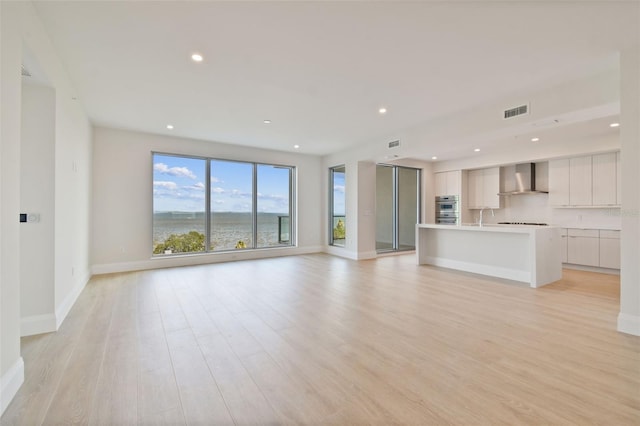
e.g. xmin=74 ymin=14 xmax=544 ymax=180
xmin=1 ymin=1 xmax=24 ymax=414
xmin=618 ymin=46 xmax=640 ymax=336
xmin=91 ymin=127 xmax=323 ymax=273
xmin=1 ymin=1 xmax=93 ymax=413
xmin=52 ymin=80 xmax=93 ymax=328
xmin=20 ymin=84 xmax=56 ymax=335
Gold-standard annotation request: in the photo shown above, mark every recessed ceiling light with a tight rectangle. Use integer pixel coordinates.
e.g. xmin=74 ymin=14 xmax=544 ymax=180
xmin=531 ymin=137 xmax=540 ymax=142
xmin=474 ymin=148 xmax=481 ymax=152
xmin=610 ymin=122 xmax=620 ymax=128
xmin=263 ymin=119 xmax=271 ymax=124
xmin=294 ymin=145 xmax=300 ymax=149
xmin=431 ymin=156 xmax=438 ymax=160
xmin=378 ymin=107 xmax=387 ymax=114
xmin=166 ymin=124 xmax=174 ymax=130
xmin=191 ymin=53 xmax=203 ymax=62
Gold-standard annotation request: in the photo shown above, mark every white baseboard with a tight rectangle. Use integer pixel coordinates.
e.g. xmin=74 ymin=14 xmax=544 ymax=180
xmin=92 ymin=245 xmax=323 ymax=275
xmin=1 ymin=357 xmax=24 ymax=415
xmin=324 ymin=246 xmax=357 ymax=260
xmin=357 ymin=251 xmax=378 ymax=260
xmin=323 ymin=246 xmax=378 ymax=260
xmin=21 ymin=314 xmax=56 ymax=337
xmin=55 ymin=269 xmax=91 ymax=329
xmin=617 ymin=312 xmax=640 ymax=336
xmin=563 ymin=263 xmax=620 ymax=275
xmin=423 ymin=256 xmax=530 ymax=284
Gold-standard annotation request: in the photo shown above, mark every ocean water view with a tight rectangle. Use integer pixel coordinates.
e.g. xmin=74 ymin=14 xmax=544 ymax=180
xmin=153 ymin=212 xmax=291 ymax=252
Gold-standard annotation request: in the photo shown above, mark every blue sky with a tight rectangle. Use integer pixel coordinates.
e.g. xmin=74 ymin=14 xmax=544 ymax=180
xmin=333 ymin=171 xmax=345 ymax=216
xmin=153 ymin=154 xmax=291 ymax=213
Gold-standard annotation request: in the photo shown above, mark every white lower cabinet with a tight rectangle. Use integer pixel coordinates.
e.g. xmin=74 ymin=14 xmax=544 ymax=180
xmin=599 ymin=230 xmax=621 ymax=269
xmin=567 ymin=229 xmax=599 ymax=267
xmin=560 ymin=229 xmax=568 ymax=263
xmin=563 ymin=228 xmax=621 ymax=269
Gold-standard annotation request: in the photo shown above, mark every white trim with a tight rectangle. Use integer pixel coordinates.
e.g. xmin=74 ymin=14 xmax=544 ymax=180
xmin=92 ymin=246 xmax=323 ymax=275
xmin=422 ymin=256 xmax=531 ymax=284
xmin=325 ymin=246 xmax=357 ymax=260
xmin=323 ymin=246 xmax=378 ymax=261
xmin=1 ymin=357 xmax=24 ymax=415
xmin=20 ymin=314 xmax=56 ymax=337
xmin=617 ymin=312 xmax=640 ymax=336
xmin=357 ymin=251 xmax=378 ymax=260
xmin=562 ymin=263 xmax=620 ymax=275
xmin=55 ymin=269 xmax=91 ymax=329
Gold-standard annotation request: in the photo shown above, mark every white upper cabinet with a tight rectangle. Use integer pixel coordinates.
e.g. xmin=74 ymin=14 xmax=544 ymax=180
xmin=592 ymin=153 xmax=617 ymax=206
xmin=569 ymin=156 xmax=593 ymax=206
xmin=549 ymin=152 xmax=620 ymax=207
xmin=467 ymin=167 xmax=500 ymax=209
xmin=467 ymin=169 xmax=482 ymax=208
xmin=435 ymin=170 xmax=461 ymax=196
xmin=435 ymin=172 xmax=447 ymax=196
xmin=549 ymin=159 xmax=570 ymax=206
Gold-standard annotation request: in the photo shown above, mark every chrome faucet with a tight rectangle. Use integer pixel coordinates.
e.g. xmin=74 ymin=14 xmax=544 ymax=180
xmin=479 ymin=207 xmax=494 ymax=227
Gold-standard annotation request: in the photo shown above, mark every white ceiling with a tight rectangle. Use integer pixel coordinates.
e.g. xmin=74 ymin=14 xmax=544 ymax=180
xmin=29 ymin=1 xmax=638 ymax=157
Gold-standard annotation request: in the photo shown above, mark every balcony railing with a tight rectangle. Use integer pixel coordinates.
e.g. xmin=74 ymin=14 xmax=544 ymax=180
xmin=278 ymin=215 xmax=290 ymax=244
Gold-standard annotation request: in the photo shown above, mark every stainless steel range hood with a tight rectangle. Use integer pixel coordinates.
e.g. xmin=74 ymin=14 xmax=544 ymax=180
xmin=498 ymin=163 xmax=548 ymax=196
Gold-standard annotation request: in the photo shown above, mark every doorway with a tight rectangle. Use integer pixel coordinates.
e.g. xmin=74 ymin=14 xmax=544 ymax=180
xmin=376 ymin=165 xmax=420 ymax=253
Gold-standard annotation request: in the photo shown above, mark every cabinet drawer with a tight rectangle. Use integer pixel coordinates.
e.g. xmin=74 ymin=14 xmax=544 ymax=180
xmin=560 ymin=228 xmax=568 ymax=237
xmin=568 ymin=229 xmax=599 ymax=238
xmin=599 ymin=230 xmax=620 ymax=239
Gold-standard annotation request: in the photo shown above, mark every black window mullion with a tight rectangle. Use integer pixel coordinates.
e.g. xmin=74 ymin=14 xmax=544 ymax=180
xmin=252 ymin=163 xmax=258 ymax=249
xmin=205 ymin=160 xmax=211 ymax=251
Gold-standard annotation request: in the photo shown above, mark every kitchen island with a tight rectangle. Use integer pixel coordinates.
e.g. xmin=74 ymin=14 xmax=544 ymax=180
xmin=416 ymin=223 xmax=562 ymax=288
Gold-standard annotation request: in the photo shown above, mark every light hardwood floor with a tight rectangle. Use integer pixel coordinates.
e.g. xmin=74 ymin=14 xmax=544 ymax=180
xmin=2 ymin=253 xmax=639 ymax=425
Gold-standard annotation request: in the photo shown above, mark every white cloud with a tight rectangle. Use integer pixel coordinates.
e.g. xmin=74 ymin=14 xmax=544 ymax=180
xmin=230 ymin=189 xmax=252 ymax=198
xmin=186 ymin=182 xmax=205 ymax=191
xmin=258 ymin=193 xmax=286 ymax=202
xmin=211 ymin=176 xmax=223 ymax=183
xmin=211 ymin=187 xmax=225 ymax=194
xmin=154 ymin=163 xmax=197 ymax=179
xmin=214 ymin=200 xmax=225 ymax=204
xmin=334 ymin=184 xmax=345 ymax=193
xmin=153 ymin=181 xmax=178 ymax=190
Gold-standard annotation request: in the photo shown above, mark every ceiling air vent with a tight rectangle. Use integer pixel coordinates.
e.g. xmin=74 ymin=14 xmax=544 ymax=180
xmin=503 ymin=104 xmax=529 ymax=119
xmin=21 ymin=65 xmax=31 ymax=77
xmin=388 ymin=140 xmax=400 ymax=149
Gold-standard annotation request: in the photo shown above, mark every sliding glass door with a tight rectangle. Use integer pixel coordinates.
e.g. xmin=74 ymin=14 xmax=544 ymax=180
xmin=376 ymin=165 xmax=420 ymax=252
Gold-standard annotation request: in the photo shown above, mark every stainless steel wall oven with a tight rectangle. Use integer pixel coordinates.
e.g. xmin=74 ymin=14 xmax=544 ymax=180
xmin=435 ymin=195 xmax=459 ymax=225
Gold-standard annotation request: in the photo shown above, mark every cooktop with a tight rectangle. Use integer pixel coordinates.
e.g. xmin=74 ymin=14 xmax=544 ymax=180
xmin=498 ymin=222 xmax=549 ymax=226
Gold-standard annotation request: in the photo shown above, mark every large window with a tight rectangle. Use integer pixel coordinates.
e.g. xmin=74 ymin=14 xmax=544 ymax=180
xmin=153 ymin=153 xmax=294 ymax=256
xmin=329 ymin=165 xmax=346 ymax=247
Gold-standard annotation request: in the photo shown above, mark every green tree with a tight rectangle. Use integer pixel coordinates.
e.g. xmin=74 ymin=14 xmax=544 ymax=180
xmin=333 ymin=219 xmax=345 ymax=239
xmin=154 ymin=231 xmax=206 ymax=254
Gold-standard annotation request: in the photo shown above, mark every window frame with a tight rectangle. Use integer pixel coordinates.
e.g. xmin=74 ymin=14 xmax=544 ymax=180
xmin=152 ymin=151 xmax=296 ymax=256
xmin=329 ymin=165 xmax=346 ymax=247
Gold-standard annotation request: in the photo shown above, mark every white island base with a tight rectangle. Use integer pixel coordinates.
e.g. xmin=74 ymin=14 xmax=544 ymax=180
xmin=416 ymin=224 xmax=562 ymax=288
